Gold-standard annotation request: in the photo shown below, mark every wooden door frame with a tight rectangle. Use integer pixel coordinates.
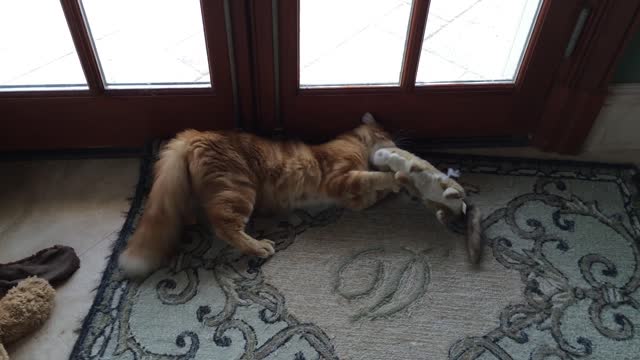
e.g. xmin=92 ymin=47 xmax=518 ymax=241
xmin=230 ymin=0 xmax=280 ymax=136
xmin=533 ymin=0 xmax=640 ymax=154
xmin=269 ymin=0 xmax=585 ymax=142
xmin=0 ymin=0 xmax=236 ymax=151
xmin=251 ymin=0 xmax=640 ymax=153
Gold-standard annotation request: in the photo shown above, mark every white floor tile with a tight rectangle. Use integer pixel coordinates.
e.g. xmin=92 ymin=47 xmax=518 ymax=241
xmin=301 ymin=27 xmax=406 ymax=86
xmin=6 ymin=55 xmax=87 ymax=87
xmin=415 ymin=50 xmax=466 ymax=84
xmin=0 ymin=159 xmax=138 ymax=261
xmin=300 ymin=0 xmax=405 ymax=69
xmin=0 ymin=1 xmax=85 ymax=85
xmin=7 ymin=237 xmax=116 ymax=360
xmin=0 ymin=158 xmax=138 ymax=359
xmin=424 ymin=14 xmax=449 ymax=39
xmin=423 ymin=0 xmax=540 ymax=81
xmin=376 ymin=3 xmax=412 ymax=39
xmin=427 ymin=0 xmax=481 ymax=21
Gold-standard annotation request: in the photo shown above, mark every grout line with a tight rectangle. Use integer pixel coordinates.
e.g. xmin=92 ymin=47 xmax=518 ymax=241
xmin=425 ymin=0 xmax=484 ymax=41
xmin=423 ymin=48 xmax=472 ymax=74
xmin=6 ymin=51 xmax=78 ymax=84
xmin=302 ymin=23 xmax=374 ymax=70
xmin=423 ymin=16 xmax=450 ymax=41
xmin=77 ymin=229 xmax=119 ymax=258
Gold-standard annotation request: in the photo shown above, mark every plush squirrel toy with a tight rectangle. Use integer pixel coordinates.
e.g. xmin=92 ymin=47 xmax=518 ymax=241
xmin=371 ymin=145 xmax=483 ymax=264
xmin=373 ymin=147 xmax=465 ymax=220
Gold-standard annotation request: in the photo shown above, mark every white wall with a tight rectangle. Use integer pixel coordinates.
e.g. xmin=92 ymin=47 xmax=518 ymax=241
xmin=585 ymin=84 xmax=640 ymax=152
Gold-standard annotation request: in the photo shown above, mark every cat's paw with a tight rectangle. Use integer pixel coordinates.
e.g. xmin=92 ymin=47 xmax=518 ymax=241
xmin=249 ymin=239 xmax=276 ymax=258
xmin=387 ymin=172 xmax=407 ymax=192
xmin=388 ymin=153 xmax=413 ymax=173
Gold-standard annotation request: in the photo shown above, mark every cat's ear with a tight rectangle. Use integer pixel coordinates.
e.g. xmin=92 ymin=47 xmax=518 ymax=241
xmin=362 ymin=112 xmax=377 ymax=125
xmin=443 ymin=187 xmax=463 ymax=200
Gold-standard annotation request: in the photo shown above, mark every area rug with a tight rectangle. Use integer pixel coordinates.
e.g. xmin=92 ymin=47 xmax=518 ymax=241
xmin=71 ymin=146 xmax=640 ymax=360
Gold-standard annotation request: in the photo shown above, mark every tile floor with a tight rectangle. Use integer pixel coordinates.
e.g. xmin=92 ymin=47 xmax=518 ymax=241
xmin=1 ymin=0 xmax=540 ymax=89
xmin=0 ymin=147 xmax=637 ymax=360
xmin=0 ymin=158 xmax=138 ymax=360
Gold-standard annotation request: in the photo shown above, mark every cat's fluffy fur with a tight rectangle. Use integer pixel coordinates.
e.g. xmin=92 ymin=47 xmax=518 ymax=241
xmin=119 ymin=114 xmax=399 ymax=278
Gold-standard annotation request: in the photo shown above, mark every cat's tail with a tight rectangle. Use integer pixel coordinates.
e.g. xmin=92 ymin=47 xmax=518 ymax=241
xmin=119 ymin=137 xmax=192 ymax=278
xmin=465 ymin=203 xmax=483 ymax=264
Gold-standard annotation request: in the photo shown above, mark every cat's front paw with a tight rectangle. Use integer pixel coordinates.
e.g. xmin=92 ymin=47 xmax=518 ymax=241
xmin=388 ymin=153 xmax=413 ymax=173
xmin=387 ymin=171 xmax=408 ymax=192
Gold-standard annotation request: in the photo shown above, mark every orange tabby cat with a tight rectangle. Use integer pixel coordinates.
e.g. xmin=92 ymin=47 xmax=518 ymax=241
xmin=119 ymin=113 xmax=400 ymax=278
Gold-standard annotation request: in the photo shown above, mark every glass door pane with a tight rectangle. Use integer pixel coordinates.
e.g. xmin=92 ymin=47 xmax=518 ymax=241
xmin=416 ymin=0 xmax=542 ymax=84
xmin=0 ymin=0 xmax=88 ymax=91
xmin=299 ymin=0 xmax=412 ymax=87
xmin=81 ymin=0 xmax=211 ymax=88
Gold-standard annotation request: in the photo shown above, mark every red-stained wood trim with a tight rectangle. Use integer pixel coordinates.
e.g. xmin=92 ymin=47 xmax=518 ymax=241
xmin=278 ymin=91 xmax=517 ymax=142
xmin=533 ymin=0 xmax=640 ymax=154
xmin=0 ymin=94 xmax=234 ymax=151
xmin=60 ymin=0 xmax=104 ymax=93
xmin=249 ymin=0 xmax=279 ymax=134
xmin=400 ymin=0 xmax=430 ymax=91
xmin=279 ymin=0 xmax=299 ymax=134
xmin=512 ymin=0 xmax=583 ymax=131
xmin=229 ymin=0 xmax=257 ymax=129
xmin=199 ymin=0 xmax=234 ymax=99
xmin=298 ymin=83 xmax=514 ymax=96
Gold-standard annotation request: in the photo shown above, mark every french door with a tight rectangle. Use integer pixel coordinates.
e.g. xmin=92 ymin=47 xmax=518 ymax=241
xmin=267 ymin=0 xmax=613 ymax=142
xmin=252 ymin=0 xmax=640 ymax=150
xmin=2 ymin=0 xmax=639 ymax=152
xmin=0 ymin=0 xmax=234 ymax=150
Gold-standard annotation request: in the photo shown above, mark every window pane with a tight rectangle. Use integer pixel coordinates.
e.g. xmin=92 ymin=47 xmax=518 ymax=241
xmin=416 ymin=0 xmax=542 ymax=84
xmin=0 ymin=1 xmax=88 ymax=90
xmin=81 ymin=0 xmax=210 ymax=88
xmin=300 ymin=0 xmax=411 ymax=87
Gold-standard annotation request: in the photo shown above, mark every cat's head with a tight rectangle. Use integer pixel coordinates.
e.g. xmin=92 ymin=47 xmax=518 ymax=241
xmin=353 ymin=112 xmax=395 ymax=151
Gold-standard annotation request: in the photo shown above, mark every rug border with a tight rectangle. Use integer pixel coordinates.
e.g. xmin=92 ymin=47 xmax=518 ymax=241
xmin=68 ymin=146 xmax=638 ymax=359
xmin=421 ymin=151 xmax=639 ymax=171
xmin=69 ymin=142 xmax=155 ymax=359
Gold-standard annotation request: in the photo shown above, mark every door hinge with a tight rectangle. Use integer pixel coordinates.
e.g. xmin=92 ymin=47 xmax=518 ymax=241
xmin=564 ymin=6 xmax=591 ymax=58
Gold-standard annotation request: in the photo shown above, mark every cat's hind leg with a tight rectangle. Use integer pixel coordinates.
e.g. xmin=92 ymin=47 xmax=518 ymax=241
xmin=201 ymin=186 xmax=275 ymax=258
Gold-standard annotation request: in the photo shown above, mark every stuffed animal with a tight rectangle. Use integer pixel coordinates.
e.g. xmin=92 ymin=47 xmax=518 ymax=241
xmin=372 ymin=147 xmax=483 ymax=263
xmin=372 ymin=147 xmax=465 ymax=218
xmin=0 ymin=277 xmax=55 ymax=360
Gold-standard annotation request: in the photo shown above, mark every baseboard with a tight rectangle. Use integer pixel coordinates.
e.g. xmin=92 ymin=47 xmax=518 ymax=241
xmin=585 ymin=83 xmax=640 ymax=152
xmin=0 ymin=147 xmax=143 ymax=162
xmin=402 ymin=136 xmax=529 ymax=152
